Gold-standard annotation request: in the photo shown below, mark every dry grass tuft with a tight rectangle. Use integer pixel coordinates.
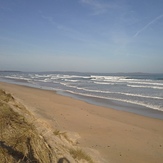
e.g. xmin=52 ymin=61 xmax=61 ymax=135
xmin=54 ymin=130 xmax=69 ymax=141
xmin=0 ymin=89 xmax=54 ymax=163
xmin=0 ymin=89 xmax=14 ymax=102
xmin=53 ymin=129 xmax=63 ymax=136
xmin=69 ymin=148 xmax=94 ymax=163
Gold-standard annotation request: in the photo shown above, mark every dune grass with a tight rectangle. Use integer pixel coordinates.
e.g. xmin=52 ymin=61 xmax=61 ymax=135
xmin=69 ymin=148 xmax=94 ymax=163
xmin=0 ymin=89 xmax=53 ymax=163
xmin=0 ymin=89 xmax=95 ymax=163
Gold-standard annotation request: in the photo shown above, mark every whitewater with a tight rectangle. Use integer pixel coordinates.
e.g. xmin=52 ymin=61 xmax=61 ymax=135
xmin=0 ymin=71 xmax=163 ymax=118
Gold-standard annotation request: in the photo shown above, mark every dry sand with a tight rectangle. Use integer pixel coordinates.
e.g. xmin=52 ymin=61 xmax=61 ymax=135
xmin=0 ymin=82 xmax=163 ymax=163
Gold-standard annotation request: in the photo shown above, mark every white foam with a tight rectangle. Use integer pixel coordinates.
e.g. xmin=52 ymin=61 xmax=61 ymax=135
xmin=116 ymin=92 xmax=163 ymax=100
xmin=5 ymin=76 xmax=31 ymax=81
xmin=94 ymin=81 xmax=115 ymax=85
xmin=126 ymin=81 xmax=163 ymax=86
xmin=65 ymin=90 xmax=163 ymax=112
xmin=34 ymin=74 xmax=52 ymax=78
xmin=57 ymin=75 xmax=89 ymax=79
xmin=64 ymin=79 xmax=79 ymax=82
xmin=128 ymin=84 xmax=163 ymax=89
xmin=91 ymin=75 xmax=163 ymax=86
xmin=2 ymin=73 xmax=163 ymax=113
xmin=91 ymin=75 xmax=126 ymax=81
xmin=60 ymin=83 xmax=163 ymax=100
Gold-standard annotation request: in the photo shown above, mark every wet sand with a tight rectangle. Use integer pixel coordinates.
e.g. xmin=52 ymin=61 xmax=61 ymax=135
xmin=1 ymin=82 xmax=163 ymax=163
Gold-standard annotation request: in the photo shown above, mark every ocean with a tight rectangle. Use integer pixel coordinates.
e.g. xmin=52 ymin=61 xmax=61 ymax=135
xmin=0 ymin=71 xmax=163 ymax=119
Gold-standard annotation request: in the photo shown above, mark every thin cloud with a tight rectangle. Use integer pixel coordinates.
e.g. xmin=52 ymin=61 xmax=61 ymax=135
xmin=80 ymin=0 xmax=117 ymax=15
xmin=42 ymin=15 xmax=91 ymax=43
xmin=134 ymin=14 xmax=163 ymax=37
xmin=42 ymin=15 xmax=58 ymax=26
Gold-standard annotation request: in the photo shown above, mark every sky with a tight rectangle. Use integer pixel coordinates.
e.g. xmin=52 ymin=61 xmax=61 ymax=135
xmin=0 ymin=0 xmax=163 ymax=73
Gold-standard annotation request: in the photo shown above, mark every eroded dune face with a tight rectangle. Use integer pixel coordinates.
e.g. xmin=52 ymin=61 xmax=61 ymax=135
xmin=0 ymin=89 xmax=96 ymax=163
xmin=0 ymin=90 xmax=55 ymax=163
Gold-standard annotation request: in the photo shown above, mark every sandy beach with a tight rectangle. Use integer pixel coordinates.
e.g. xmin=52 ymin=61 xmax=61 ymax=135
xmin=1 ymin=81 xmax=163 ymax=163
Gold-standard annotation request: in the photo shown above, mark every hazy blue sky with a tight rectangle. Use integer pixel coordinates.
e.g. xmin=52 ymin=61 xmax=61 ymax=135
xmin=0 ymin=0 xmax=163 ymax=73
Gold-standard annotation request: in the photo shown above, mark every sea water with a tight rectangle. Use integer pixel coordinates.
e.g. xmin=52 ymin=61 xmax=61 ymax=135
xmin=0 ymin=71 xmax=163 ymax=118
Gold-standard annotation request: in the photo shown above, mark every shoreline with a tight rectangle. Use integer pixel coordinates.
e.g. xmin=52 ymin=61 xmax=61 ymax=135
xmin=59 ymin=90 xmax=163 ymax=120
xmin=1 ymin=79 xmax=163 ymax=120
xmin=1 ymin=81 xmax=163 ymax=163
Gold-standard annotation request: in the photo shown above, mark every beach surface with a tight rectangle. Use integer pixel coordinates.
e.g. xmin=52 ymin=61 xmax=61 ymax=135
xmin=0 ymin=82 xmax=163 ymax=163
